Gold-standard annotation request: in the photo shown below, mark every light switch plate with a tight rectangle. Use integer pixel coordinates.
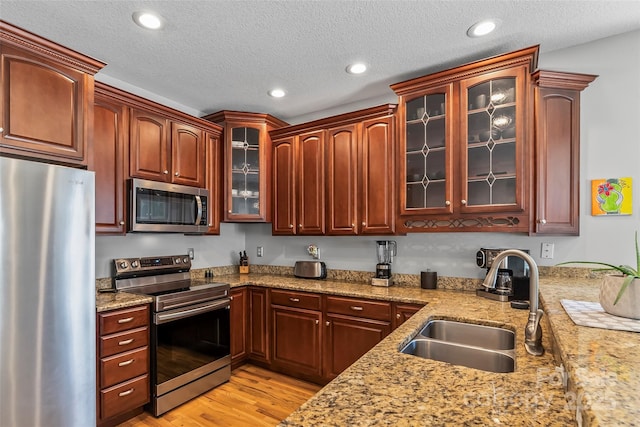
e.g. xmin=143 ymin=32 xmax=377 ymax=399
xmin=257 ymin=246 xmax=264 ymax=257
xmin=188 ymin=248 xmax=195 ymax=260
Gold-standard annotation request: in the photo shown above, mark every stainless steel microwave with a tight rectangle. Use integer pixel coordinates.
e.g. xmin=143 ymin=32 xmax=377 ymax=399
xmin=128 ymin=178 xmax=209 ymax=233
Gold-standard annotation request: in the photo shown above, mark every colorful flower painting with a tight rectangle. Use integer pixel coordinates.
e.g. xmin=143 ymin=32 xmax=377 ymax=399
xmin=591 ymin=177 xmax=632 ymax=215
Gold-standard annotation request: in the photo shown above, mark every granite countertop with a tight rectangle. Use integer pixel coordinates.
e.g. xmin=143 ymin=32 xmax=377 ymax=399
xmin=96 ymin=291 xmax=152 ymax=312
xmin=95 ymin=272 xmax=640 ymax=425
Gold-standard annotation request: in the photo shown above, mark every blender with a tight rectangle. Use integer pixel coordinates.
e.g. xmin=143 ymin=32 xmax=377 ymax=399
xmin=372 ymin=240 xmax=397 ymax=287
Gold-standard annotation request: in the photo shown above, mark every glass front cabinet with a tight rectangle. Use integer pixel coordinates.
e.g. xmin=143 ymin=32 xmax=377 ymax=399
xmin=393 ymin=46 xmax=537 ymax=233
xmin=203 ymin=111 xmax=288 ymax=222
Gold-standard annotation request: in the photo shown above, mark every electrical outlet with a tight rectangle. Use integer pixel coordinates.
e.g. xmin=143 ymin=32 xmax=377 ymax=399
xmin=257 ymin=246 xmax=264 ymax=257
xmin=187 ymin=248 xmax=195 ymax=260
xmin=541 ymin=243 xmax=554 ymax=259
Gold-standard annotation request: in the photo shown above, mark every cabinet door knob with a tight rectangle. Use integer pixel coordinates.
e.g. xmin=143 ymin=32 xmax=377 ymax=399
xmin=174 ymin=172 xmax=180 ymax=177
xmin=362 ymin=222 xmax=366 ymax=226
xmin=315 ymin=319 xmax=319 ymax=325
xmin=445 ymin=200 xmax=451 ymax=206
xmin=298 ymin=224 xmax=302 ymax=228
xmin=228 ymin=210 xmax=232 ymax=214
xmin=461 ymin=199 xmax=467 ymax=205
xmin=325 ymin=321 xmax=330 ymax=327
xmin=0 ymin=127 xmax=4 ymax=133
xmin=539 ymin=219 xmax=547 ymax=224
xmin=351 ymin=223 xmax=355 ymax=228
xmin=289 ymin=224 xmax=293 ymax=228
xmin=119 ymin=221 xmax=125 ymax=225
xmin=396 ymin=313 xmax=401 ymax=319
xmin=163 ymin=170 xmax=169 ymax=174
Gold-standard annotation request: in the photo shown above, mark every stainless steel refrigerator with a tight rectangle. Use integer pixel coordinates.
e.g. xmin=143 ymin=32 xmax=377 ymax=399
xmin=0 ymin=157 xmax=96 ymax=427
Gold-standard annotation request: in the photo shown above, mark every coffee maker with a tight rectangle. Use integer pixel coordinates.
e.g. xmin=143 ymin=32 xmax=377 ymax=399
xmin=476 ymin=248 xmax=530 ymax=301
xmin=371 ymin=240 xmax=397 ymax=287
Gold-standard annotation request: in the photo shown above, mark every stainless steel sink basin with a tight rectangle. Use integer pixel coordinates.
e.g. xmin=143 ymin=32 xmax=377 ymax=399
xmin=400 ymin=319 xmax=516 ymax=373
xmin=418 ymin=320 xmax=515 ymax=351
xmin=400 ymin=339 xmax=515 ymax=373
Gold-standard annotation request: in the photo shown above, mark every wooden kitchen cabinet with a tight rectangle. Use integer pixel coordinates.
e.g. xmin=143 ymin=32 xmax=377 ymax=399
xmin=323 ymin=296 xmax=392 ymax=381
xmin=248 ymin=287 xmax=270 ymax=365
xmin=532 ymin=70 xmax=597 ymax=235
xmin=271 ymin=104 xmax=396 ymax=236
xmin=272 ymin=130 xmax=325 ymax=235
xmin=205 ymin=130 xmax=223 ymax=234
xmin=230 ymin=287 xmax=248 ymax=368
xmin=129 ymin=108 xmax=206 ymax=187
xmin=392 ymin=46 xmax=538 ymax=233
xmin=203 ymin=111 xmax=288 ymax=222
xmin=93 ymin=83 xmax=128 ymax=234
xmin=0 ymin=21 xmax=105 ymax=165
xmin=326 ymin=111 xmax=396 ymax=235
xmin=270 ymin=290 xmax=323 ymax=381
xmin=392 ymin=302 xmax=425 ymax=329
xmin=96 ymin=304 xmax=150 ymax=427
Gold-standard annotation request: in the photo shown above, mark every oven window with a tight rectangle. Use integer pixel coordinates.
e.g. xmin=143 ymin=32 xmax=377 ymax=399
xmin=136 ymin=188 xmax=197 ymax=225
xmin=154 ymin=307 xmax=230 ymax=384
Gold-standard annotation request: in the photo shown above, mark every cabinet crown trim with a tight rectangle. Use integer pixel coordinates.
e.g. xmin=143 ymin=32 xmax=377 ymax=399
xmin=1 ymin=20 xmax=106 ymax=74
xmin=532 ymin=70 xmax=598 ymax=90
xmin=390 ymin=45 xmax=539 ymax=95
xmin=270 ymin=104 xmax=397 ymax=139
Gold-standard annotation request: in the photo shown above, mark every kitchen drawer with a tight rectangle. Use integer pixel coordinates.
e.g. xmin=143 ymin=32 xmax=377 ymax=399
xmin=100 ymin=347 xmax=149 ymax=388
xmin=99 ymin=326 xmax=149 ymax=358
xmin=99 ymin=305 xmax=149 ymax=335
xmin=270 ymin=289 xmax=321 ymax=310
xmin=326 ymin=296 xmax=391 ymax=321
xmin=100 ymin=374 xmax=149 ymax=420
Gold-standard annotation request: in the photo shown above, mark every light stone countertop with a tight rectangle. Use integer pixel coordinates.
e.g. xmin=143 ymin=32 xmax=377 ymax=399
xmin=95 ymin=272 xmax=639 ymax=426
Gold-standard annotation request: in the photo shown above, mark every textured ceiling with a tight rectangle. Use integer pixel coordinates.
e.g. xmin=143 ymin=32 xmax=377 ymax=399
xmin=3 ymin=0 xmax=640 ymax=123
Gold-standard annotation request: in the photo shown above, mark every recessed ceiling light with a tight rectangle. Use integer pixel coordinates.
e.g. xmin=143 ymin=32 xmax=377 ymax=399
xmin=346 ymin=63 xmax=367 ymax=75
xmin=467 ymin=19 xmax=499 ymax=38
xmin=132 ymin=11 xmax=164 ymax=30
xmin=268 ymin=88 xmax=286 ymax=98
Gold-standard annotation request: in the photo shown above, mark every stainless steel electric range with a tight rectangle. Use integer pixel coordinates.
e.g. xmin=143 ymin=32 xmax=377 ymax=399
xmin=113 ymin=255 xmax=231 ymax=417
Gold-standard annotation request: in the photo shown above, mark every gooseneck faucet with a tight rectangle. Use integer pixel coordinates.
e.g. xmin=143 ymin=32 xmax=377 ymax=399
xmin=482 ymin=249 xmax=544 ymax=356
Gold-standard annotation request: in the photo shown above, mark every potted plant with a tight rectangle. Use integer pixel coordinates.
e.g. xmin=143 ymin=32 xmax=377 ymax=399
xmin=559 ymin=231 xmax=640 ymax=319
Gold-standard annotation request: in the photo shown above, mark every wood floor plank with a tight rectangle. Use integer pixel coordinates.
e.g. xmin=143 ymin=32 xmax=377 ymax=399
xmin=117 ymin=365 xmax=321 ymax=427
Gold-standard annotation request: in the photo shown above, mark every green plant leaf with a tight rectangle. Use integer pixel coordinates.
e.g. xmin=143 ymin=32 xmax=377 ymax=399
xmin=614 ymin=275 xmax=636 ymax=305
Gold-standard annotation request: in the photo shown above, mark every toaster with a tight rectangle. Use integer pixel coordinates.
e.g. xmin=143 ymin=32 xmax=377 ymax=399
xmin=294 ymin=261 xmax=327 ymax=279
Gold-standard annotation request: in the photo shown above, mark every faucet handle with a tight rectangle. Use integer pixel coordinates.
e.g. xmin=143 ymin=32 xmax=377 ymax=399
xmin=524 ymin=309 xmax=545 ymax=356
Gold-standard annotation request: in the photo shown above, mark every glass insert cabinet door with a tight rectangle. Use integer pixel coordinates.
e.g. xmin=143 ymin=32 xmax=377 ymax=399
xmin=403 ymin=87 xmax=452 ymax=213
xmin=230 ymin=126 xmax=261 ymax=216
xmin=463 ymin=74 xmax=520 ymax=209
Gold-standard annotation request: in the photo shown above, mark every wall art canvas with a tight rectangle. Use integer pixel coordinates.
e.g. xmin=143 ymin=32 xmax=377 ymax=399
xmin=591 ymin=177 xmax=632 ymax=215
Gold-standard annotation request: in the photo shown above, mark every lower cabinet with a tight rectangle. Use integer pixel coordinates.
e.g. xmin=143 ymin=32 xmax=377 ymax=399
xmin=230 ymin=287 xmax=247 ymax=368
xmin=96 ymin=304 xmax=150 ymax=427
xmin=248 ymin=287 xmax=270 ymax=365
xmin=393 ymin=303 xmax=425 ymax=329
xmin=323 ymin=313 xmax=391 ymax=381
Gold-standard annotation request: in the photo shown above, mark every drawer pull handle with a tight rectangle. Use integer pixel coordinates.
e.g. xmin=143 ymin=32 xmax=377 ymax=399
xmin=118 ymin=388 xmax=134 ymax=397
xmin=289 ymin=297 xmax=300 ymax=302
xmin=350 ymin=306 xmax=364 ymax=311
xmin=118 ymin=359 xmax=134 ymax=367
xmin=118 ymin=339 xmax=134 ymax=346
xmin=117 ymin=317 xmax=134 ymax=324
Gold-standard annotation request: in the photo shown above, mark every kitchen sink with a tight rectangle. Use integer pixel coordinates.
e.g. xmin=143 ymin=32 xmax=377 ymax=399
xmin=400 ymin=319 xmax=516 ymax=373
xmin=418 ymin=319 xmax=515 ymax=351
xmin=400 ymin=339 xmax=515 ymax=373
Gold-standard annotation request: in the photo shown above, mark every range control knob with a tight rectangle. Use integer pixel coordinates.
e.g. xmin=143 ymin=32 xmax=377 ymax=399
xmin=183 ymin=257 xmax=189 ymax=264
xmin=131 ymin=261 xmax=139 ymax=268
xmin=175 ymin=258 xmax=182 ymax=264
xmin=119 ymin=261 xmax=128 ymax=269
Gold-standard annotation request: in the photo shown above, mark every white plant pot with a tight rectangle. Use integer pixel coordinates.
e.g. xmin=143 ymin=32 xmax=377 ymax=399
xmin=599 ymin=275 xmax=640 ymax=320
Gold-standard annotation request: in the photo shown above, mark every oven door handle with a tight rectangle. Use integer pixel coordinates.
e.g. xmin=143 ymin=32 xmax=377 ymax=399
xmin=194 ymin=195 xmax=203 ymax=225
xmin=155 ymin=299 xmax=230 ymax=324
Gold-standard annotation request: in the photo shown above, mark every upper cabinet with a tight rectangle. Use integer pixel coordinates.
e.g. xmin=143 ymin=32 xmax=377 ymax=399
xmin=204 ymin=111 xmax=288 ymax=222
xmin=271 ymin=105 xmax=396 ymax=236
xmin=129 ymin=108 xmax=206 ymax=187
xmin=0 ymin=21 xmax=105 ymax=166
xmin=532 ymin=70 xmax=597 ymax=235
xmin=392 ymin=46 xmax=537 ymax=233
xmin=92 ymin=83 xmax=223 ymax=235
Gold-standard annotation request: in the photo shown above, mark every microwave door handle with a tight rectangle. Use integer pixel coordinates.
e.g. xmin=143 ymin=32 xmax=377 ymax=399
xmin=194 ymin=195 xmax=202 ymax=225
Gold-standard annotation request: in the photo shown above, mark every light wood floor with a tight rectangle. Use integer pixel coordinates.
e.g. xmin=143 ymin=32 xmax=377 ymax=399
xmin=118 ymin=364 xmax=322 ymax=427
